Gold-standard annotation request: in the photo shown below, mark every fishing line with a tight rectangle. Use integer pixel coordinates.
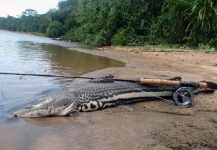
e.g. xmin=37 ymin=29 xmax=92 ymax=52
xmin=0 ymin=83 xmax=6 ymax=101
xmin=0 ymin=82 xmax=8 ymax=117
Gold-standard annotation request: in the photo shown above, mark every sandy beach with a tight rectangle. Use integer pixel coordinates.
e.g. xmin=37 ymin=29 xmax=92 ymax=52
xmin=1 ymin=46 xmax=217 ymax=150
xmin=69 ymin=46 xmax=217 ymax=150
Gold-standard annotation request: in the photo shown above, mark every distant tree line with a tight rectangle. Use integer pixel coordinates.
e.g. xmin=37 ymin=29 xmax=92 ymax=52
xmin=0 ymin=0 xmax=217 ymax=48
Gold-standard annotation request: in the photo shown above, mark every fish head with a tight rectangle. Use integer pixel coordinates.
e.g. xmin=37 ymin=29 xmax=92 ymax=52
xmin=12 ymin=93 xmax=76 ymax=117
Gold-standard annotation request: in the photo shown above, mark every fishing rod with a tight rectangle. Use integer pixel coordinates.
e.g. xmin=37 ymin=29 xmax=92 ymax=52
xmin=0 ymin=72 xmax=216 ymax=108
xmin=0 ymin=72 xmax=217 ymax=90
xmin=0 ymin=72 xmax=95 ymax=80
xmin=0 ymin=72 xmax=137 ymax=82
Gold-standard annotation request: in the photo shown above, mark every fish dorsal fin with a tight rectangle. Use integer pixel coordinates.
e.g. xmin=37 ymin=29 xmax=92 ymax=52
xmin=89 ymin=75 xmax=114 ymax=83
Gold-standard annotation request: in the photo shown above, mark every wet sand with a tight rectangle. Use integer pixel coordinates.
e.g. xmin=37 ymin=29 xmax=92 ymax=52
xmin=0 ymin=47 xmax=217 ymax=150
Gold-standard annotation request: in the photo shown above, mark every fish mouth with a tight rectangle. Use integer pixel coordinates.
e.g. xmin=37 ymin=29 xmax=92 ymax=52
xmin=13 ymin=102 xmax=75 ymax=117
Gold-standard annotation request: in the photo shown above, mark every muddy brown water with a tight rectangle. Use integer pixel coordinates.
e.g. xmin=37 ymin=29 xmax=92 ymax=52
xmin=0 ymin=31 xmax=125 ymax=150
xmin=0 ymin=31 xmax=124 ymax=102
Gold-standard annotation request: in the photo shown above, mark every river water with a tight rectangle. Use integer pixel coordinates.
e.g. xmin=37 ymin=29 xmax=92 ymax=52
xmin=0 ymin=30 xmax=124 ymax=116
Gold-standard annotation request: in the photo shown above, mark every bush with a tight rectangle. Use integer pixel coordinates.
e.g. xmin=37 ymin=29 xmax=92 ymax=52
xmin=111 ymin=28 xmax=136 ymax=46
xmin=46 ymin=21 xmax=65 ymax=38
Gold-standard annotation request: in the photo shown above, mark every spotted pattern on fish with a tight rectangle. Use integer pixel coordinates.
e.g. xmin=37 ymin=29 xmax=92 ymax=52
xmin=12 ymin=78 xmax=177 ymax=117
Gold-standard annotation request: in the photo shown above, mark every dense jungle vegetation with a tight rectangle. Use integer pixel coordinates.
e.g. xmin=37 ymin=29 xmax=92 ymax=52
xmin=0 ymin=0 xmax=217 ymax=48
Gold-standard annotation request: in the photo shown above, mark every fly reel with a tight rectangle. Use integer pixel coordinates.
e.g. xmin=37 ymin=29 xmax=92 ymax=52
xmin=172 ymin=87 xmax=194 ymax=107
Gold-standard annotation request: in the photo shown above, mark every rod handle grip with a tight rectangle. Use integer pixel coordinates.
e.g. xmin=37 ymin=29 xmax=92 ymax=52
xmin=140 ymin=79 xmax=209 ymax=89
xmin=199 ymin=82 xmax=208 ymax=88
xmin=140 ymin=79 xmax=180 ymax=86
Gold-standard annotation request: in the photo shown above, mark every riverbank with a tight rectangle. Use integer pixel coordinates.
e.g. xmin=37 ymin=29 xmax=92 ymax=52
xmin=1 ymin=45 xmax=216 ymax=150
xmin=69 ymin=46 xmax=217 ymax=149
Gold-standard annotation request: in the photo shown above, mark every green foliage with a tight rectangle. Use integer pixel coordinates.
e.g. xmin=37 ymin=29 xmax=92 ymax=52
xmin=69 ymin=0 xmax=151 ymax=46
xmin=111 ymin=28 xmax=136 ymax=46
xmin=0 ymin=9 xmax=51 ymax=33
xmin=151 ymin=0 xmax=217 ymax=46
xmin=46 ymin=21 xmax=65 ymax=38
xmin=22 ymin=9 xmax=38 ymax=17
xmin=0 ymin=0 xmax=217 ymax=48
xmin=198 ymin=43 xmax=216 ymax=52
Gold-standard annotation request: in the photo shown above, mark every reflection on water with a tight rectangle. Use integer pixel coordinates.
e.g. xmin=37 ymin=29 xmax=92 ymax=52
xmin=41 ymin=44 xmax=124 ymax=75
xmin=0 ymin=31 xmax=124 ymax=117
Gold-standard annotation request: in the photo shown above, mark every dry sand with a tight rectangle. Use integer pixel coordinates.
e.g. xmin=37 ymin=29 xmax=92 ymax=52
xmin=0 ymin=46 xmax=217 ymax=150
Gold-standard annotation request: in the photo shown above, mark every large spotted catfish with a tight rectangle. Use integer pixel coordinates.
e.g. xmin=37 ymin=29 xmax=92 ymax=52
xmin=11 ymin=77 xmax=187 ymax=117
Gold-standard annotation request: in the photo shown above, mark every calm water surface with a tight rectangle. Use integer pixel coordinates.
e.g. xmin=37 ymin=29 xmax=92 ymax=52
xmin=0 ymin=31 xmax=124 ymax=114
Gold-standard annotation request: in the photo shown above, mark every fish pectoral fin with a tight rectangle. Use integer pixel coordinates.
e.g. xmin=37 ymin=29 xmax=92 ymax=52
xmin=55 ymin=103 xmax=75 ymax=116
xmin=33 ymin=97 xmax=54 ymax=108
